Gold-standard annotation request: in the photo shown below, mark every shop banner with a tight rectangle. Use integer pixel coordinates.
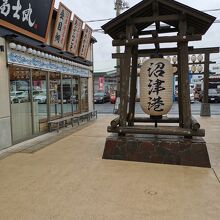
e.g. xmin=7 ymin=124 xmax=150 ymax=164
xmin=7 ymin=48 xmax=89 ymax=77
xmin=51 ymin=2 xmax=72 ymax=50
xmin=78 ymin=24 xmax=92 ymax=59
xmin=67 ymin=14 xmax=83 ymax=56
xmin=0 ymin=0 xmax=55 ymax=42
xmin=98 ymin=77 xmax=105 ymax=91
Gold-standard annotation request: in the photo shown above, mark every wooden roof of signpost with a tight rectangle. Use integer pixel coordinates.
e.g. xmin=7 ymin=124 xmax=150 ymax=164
xmin=102 ymin=0 xmax=216 ymax=39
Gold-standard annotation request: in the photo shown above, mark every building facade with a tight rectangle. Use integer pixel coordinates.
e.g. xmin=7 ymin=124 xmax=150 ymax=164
xmin=0 ymin=0 xmax=96 ymax=149
xmin=93 ymin=70 xmax=117 ymax=94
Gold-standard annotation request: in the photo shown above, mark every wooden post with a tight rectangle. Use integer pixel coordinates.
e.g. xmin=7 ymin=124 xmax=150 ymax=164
xmin=177 ymin=46 xmax=183 ymax=127
xmin=128 ymin=44 xmax=138 ymax=126
xmin=178 ymin=16 xmax=191 ymax=129
xmin=200 ymin=52 xmax=211 ymax=116
xmin=178 ymin=42 xmax=191 ymax=129
xmin=119 ymin=24 xmax=133 ymax=127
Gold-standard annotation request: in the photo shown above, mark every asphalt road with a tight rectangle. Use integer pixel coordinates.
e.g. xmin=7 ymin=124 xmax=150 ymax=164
xmin=95 ymin=101 xmax=220 ymax=115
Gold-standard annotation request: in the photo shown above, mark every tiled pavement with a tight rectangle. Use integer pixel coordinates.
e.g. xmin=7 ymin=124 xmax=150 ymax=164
xmin=0 ymin=115 xmax=219 ymax=220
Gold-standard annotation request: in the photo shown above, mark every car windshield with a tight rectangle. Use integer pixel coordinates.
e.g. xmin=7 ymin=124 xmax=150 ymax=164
xmin=209 ymin=89 xmax=218 ymax=94
xmin=10 ymin=91 xmax=24 ymax=96
xmin=33 ymin=91 xmax=46 ymax=95
xmin=95 ymin=93 xmax=104 ymax=97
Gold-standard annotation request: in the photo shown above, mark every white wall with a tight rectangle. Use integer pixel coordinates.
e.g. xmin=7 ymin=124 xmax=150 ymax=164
xmin=0 ymin=38 xmax=12 ymax=150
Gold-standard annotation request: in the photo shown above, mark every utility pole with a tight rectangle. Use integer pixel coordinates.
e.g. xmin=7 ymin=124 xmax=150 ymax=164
xmin=114 ymin=0 xmax=129 ymax=97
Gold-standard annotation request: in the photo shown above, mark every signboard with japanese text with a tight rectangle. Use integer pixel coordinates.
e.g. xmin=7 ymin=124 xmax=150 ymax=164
xmin=140 ymin=58 xmax=174 ymax=116
xmin=98 ymin=76 xmax=105 ymax=91
xmin=67 ymin=14 xmax=83 ymax=56
xmin=0 ymin=0 xmax=55 ymax=42
xmin=78 ymin=24 xmax=92 ymax=59
xmin=51 ymin=2 xmax=72 ymax=50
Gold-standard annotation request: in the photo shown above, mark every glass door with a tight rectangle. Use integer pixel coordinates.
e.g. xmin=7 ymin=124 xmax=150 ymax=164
xmin=9 ymin=66 xmax=32 ymax=143
xmin=49 ymin=73 xmax=62 ymax=120
xmin=32 ymin=70 xmax=48 ymax=134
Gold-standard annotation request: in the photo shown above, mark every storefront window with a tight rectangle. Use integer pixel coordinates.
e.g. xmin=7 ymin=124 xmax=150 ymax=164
xmin=80 ymin=78 xmax=89 ymax=112
xmin=49 ymin=73 xmax=62 ymax=119
xmin=32 ymin=70 xmax=48 ymax=134
xmin=9 ymin=65 xmax=89 ymax=144
xmin=9 ymin=66 xmax=32 ymax=143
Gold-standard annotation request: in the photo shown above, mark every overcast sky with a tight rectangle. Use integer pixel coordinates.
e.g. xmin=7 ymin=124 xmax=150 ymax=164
xmin=55 ymin=0 xmax=220 ymax=72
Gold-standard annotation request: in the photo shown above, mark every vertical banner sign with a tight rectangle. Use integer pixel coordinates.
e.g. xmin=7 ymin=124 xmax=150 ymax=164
xmin=98 ymin=77 xmax=105 ymax=91
xmin=79 ymin=24 xmax=92 ymax=59
xmin=67 ymin=14 xmax=83 ymax=56
xmin=140 ymin=58 xmax=174 ymax=116
xmin=51 ymin=3 xmax=72 ymax=50
xmin=0 ymin=0 xmax=55 ymax=42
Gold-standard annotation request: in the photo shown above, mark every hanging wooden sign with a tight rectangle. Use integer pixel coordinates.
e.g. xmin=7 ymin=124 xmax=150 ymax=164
xmin=67 ymin=14 xmax=83 ymax=56
xmin=51 ymin=2 xmax=72 ymax=50
xmin=78 ymin=24 xmax=92 ymax=59
xmin=140 ymin=58 xmax=174 ymax=116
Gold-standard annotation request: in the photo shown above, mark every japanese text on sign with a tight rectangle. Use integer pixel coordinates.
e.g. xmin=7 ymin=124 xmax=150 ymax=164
xmin=0 ymin=0 xmax=35 ymax=27
xmin=140 ymin=58 xmax=174 ymax=116
xmin=79 ymin=24 xmax=92 ymax=59
xmin=67 ymin=15 xmax=83 ymax=56
xmin=147 ymin=62 xmax=166 ymax=112
xmin=51 ymin=3 xmax=71 ymax=50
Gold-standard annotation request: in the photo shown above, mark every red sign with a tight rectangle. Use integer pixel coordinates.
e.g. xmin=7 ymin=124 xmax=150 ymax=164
xmin=98 ymin=77 xmax=105 ymax=91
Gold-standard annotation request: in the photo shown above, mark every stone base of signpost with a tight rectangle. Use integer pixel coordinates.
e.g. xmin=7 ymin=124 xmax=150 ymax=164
xmin=200 ymin=103 xmax=211 ymax=116
xmin=103 ymin=134 xmax=211 ymax=168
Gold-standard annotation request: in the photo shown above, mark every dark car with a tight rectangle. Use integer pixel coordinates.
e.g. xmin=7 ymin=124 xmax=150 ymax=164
xmin=58 ymin=84 xmax=72 ymax=101
xmin=70 ymin=95 xmax=79 ymax=104
xmin=94 ymin=92 xmax=110 ymax=103
xmin=208 ymin=89 xmax=220 ymax=103
xmin=199 ymin=89 xmax=220 ymax=103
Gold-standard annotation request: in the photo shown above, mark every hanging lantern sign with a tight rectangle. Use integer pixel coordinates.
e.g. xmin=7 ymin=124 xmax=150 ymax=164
xmin=191 ymin=54 xmax=196 ymax=63
xmin=197 ymin=54 xmax=204 ymax=62
xmin=140 ymin=58 xmax=174 ymax=116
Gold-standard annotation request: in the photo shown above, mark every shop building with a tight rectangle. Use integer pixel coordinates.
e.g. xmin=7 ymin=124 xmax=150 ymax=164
xmin=93 ymin=70 xmax=117 ymax=94
xmin=0 ymin=0 xmax=96 ymax=149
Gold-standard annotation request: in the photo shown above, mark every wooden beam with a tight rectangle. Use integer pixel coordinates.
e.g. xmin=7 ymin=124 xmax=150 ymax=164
xmin=110 ymin=117 xmax=120 ymax=128
xmin=128 ymin=44 xmax=138 ymax=126
xmin=191 ymin=117 xmax=201 ymax=131
xmin=152 ymin=0 xmax=160 ymax=53
xmin=112 ymin=49 xmax=219 ymax=59
xmin=173 ymin=61 xmax=216 ymax=66
xmin=107 ymin=126 xmax=205 ymax=137
xmin=192 ymin=47 xmax=219 ymax=54
xmin=119 ymin=24 xmax=133 ymax=127
xmin=203 ymin=53 xmax=210 ymax=104
xmin=134 ymin=117 xmax=179 ymax=123
xmin=112 ymin=47 xmax=194 ymax=59
xmin=178 ymin=15 xmax=192 ymax=129
xmin=112 ymin=35 xmax=202 ymax=46
xmin=139 ymin=27 xmax=178 ymax=35
xmin=200 ymin=53 xmax=211 ymax=117
xmin=130 ymin=14 xmax=180 ymax=24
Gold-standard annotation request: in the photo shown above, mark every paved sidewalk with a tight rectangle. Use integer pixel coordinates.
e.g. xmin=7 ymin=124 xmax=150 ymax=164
xmin=0 ymin=115 xmax=220 ymax=220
